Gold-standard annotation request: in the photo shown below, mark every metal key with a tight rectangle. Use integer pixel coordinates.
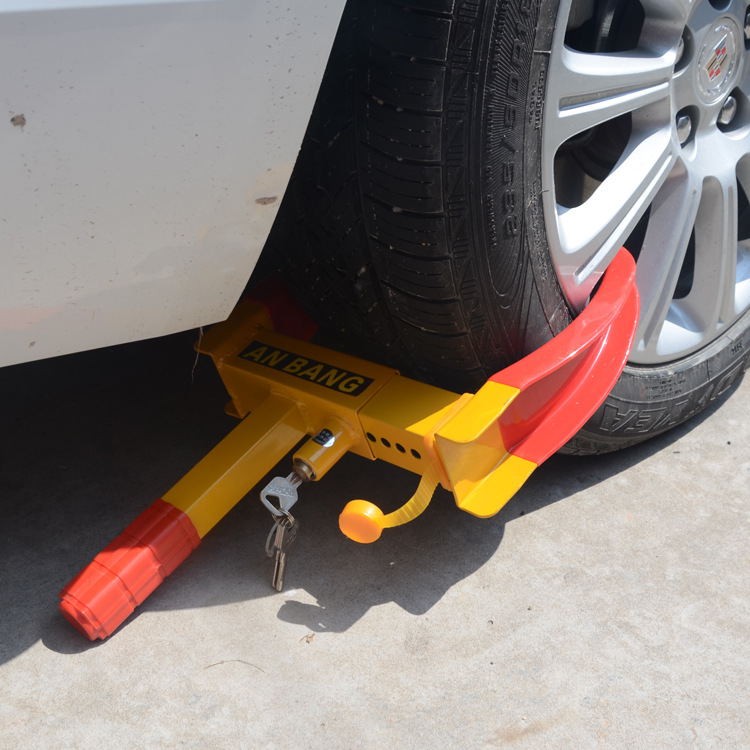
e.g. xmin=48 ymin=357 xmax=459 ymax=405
xmin=260 ymin=472 xmax=303 ymax=518
xmin=267 ymin=515 xmax=299 ymax=592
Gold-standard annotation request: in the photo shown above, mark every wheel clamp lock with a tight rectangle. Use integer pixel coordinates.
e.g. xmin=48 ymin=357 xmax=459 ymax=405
xmin=59 ymin=249 xmax=639 ymax=639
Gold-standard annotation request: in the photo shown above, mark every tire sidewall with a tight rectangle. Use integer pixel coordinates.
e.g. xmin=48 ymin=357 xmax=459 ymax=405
xmin=473 ymin=0 xmax=573 ymax=367
xmin=569 ymin=308 xmax=750 ymax=452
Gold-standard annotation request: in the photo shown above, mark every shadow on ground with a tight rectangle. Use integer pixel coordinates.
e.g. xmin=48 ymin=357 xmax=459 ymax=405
xmin=0 ymin=330 xmax=739 ymax=663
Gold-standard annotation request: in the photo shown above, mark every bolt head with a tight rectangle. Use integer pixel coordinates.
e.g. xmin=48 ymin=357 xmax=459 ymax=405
xmin=676 ymin=114 xmax=692 ymax=145
xmin=676 ymin=36 xmax=685 ymax=65
xmin=719 ymin=95 xmax=738 ymax=126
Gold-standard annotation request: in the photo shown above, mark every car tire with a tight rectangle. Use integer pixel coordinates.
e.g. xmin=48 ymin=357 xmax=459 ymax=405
xmin=264 ymin=0 xmax=750 ymax=453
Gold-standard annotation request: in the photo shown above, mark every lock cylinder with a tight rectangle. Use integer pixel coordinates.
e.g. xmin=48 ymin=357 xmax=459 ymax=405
xmin=293 ymin=422 xmax=354 ymax=481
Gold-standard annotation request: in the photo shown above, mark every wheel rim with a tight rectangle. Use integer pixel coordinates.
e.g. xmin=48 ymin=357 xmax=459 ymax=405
xmin=542 ymin=0 xmax=750 ymax=365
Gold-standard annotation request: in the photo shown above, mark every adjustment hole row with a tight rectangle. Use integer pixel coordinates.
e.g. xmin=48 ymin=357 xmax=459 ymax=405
xmin=364 ymin=432 xmax=421 ymax=459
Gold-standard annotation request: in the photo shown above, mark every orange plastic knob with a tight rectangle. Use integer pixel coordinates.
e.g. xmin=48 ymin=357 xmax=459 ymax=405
xmin=339 ymin=500 xmax=385 ymax=543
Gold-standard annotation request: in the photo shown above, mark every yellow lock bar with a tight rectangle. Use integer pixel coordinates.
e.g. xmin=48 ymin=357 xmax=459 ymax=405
xmin=162 ymin=393 xmax=307 ymax=538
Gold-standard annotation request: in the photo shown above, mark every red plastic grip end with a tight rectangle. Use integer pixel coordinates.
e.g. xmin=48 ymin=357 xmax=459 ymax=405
xmin=59 ymin=499 xmax=201 ymax=640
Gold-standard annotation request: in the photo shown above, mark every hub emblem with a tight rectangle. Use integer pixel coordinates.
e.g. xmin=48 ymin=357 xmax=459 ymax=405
xmin=705 ymin=35 xmax=728 ymax=81
xmin=697 ymin=20 xmax=741 ymax=102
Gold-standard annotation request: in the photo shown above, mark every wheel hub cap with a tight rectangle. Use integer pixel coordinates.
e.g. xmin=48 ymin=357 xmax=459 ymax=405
xmin=697 ymin=19 xmax=742 ymax=103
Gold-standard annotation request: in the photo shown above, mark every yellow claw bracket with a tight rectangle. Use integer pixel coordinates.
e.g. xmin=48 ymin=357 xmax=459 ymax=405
xmin=341 ymin=249 xmax=639 ymax=535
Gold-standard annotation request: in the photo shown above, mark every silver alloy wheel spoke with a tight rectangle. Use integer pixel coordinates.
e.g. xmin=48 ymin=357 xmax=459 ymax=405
xmin=632 ymin=161 xmax=701 ymax=358
xmin=691 ymin=176 xmax=738 ymax=332
xmin=550 ymin=49 xmax=675 ymax=150
xmin=556 ymin=129 xmax=677 ymax=296
xmin=543 ymin=0 xmax=750 ymax=365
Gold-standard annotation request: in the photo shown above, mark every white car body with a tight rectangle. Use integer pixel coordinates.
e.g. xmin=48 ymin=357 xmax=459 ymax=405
xmin=0 ymin=0 xmax=346 ymax=367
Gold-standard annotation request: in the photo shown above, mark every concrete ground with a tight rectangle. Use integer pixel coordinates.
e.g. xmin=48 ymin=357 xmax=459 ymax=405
xmin=1 ymin=330 xmax=748 ymax=749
